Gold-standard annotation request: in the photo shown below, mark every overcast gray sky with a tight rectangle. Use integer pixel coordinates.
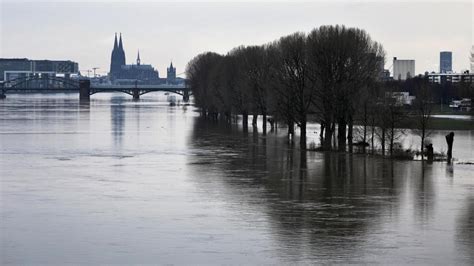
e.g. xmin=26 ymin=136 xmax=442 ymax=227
xmin=1 ymin=0 xmax=472 ymax=77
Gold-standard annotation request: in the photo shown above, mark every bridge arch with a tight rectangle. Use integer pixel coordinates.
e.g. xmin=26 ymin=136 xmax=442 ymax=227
xmin=1 ymin=76 xmax=191 ymax=102
xmin=3 ymin=75 xmax=80 ymax=91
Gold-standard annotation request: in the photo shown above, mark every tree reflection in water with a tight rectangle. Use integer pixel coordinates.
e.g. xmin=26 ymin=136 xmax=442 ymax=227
xmin=187 ymin=118 xmax=473 ymax=263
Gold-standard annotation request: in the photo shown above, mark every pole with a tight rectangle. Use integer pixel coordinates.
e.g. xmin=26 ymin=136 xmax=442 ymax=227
xmin=446 ymin=132 xmax=454 ymax=163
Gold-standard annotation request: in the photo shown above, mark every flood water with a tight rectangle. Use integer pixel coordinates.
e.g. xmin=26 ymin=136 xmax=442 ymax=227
xmin=1 ymin=94 xmax=473 ymax=264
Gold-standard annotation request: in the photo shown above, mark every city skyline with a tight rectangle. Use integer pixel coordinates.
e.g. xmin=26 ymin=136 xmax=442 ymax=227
xmin=1 ymin=1 xmax=472 ymax=77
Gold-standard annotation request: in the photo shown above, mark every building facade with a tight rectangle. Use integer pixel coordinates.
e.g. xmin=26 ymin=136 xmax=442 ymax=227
xmin=440 ymin=51 xmax=452 ymax=73
xmin=393 ymin=57 xmax=415 ymax=81
xmin=427 ymin=72 xmax=474 ymax=84
xmin=0 ymin=58 xmax=78 ymax=81
xmin=167 ymin=62 xmax=176 ymax=84
xmin=385 ymin=91 xmax=415 ymax=106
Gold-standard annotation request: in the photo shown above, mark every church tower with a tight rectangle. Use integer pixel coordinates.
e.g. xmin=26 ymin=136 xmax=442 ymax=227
xmin=167 ymin=61 xmax=176 ymax=84
xmin=110 ymin=33 xmax=119 ymax=76
xmin=118 ymin=33 xmax=126 ymax=66
xmin=110 ymin=33 xmax=126 ymax=79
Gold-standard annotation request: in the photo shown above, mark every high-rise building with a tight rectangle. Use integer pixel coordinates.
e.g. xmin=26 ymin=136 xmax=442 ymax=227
xmin=440 ymin=51 xmax=452 ymax=73
xmin=393 ymin=57 xmax=415 ymax=80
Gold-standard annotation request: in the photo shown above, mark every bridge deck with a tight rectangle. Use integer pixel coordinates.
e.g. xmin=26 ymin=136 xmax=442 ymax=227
xmin=92 ymin=85 xmax=187 ymax=89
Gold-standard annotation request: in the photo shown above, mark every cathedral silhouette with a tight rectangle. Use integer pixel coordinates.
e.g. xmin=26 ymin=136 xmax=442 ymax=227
xmin=109 ymin=33 xmax=177 ymax=85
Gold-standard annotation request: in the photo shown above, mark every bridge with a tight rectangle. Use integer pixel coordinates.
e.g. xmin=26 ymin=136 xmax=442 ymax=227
xmin=0 ymin=76 xmax=190 ymax=101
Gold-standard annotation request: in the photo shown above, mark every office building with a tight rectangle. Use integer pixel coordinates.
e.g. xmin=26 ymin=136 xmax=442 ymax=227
xmin=440 ymin=51 xmax=452 ymax=73
xmin=393 ymin=57 xmax=415 ymax=80
xmin=0 ymin=58 xmax=78 ymax=81
xmin=427 ymin=71 xmax=474 ymax=84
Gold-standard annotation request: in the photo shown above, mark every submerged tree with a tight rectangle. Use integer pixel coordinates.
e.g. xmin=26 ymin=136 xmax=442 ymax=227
xmin=307 ymin=25 xmax=385 ymax=151
xmin=186 ymin=52 xmax=223 ymax=118
xmin=412 ymin=77 xmax=434 ymax=160
xmin=186 ymin=25 xmax=386 ymax=153
xmin=272 ymin=33 xmax=316 ymax=149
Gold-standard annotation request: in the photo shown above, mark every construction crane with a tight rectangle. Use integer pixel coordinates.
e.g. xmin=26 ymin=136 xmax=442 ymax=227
xmin=92 ymin=67 xmax=100 ymax=78
xmin=80 ymin=69 xmax=92 ymax=78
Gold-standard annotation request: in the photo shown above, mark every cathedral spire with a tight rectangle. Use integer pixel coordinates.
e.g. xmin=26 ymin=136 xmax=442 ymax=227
xmin=118 ymin=33 xmax=123 ymax=51
xmin=117 ymin=33 xmax=126 ymax=66
xmin=137 ymin=50 xmax=141 ymax=65
xmin=113 ymin=32 xmax=118 ymax=50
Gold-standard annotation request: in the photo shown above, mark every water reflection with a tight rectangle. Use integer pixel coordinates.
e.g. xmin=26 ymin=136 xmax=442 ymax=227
xmin=1 ymin=96 xmax=473 ymax=264
xmin=187 ymin=117 xmax=473 ymax=264
xmin=456 ymin=197 xmax=474 ymax=262
xmin=110 ymin=97 xmax=126 ymax=146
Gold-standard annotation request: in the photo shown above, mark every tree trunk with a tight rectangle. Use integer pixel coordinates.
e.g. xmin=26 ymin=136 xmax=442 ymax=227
xmin=371 ymin=118 xmax=375 ymax=154
xmin=323 ymin=120 xmax=332 ymax=150
xmin=390 ymin=126 xmax=394 ymax=157
xmin=300 ymin=119 xmax=307 ymax=150
xmin=242 ymin=112 xmax=248 ymax=132
xmin=338 ymin=119 xmax=346 ymax=152
xmin=421 ymin=129 xmax=425 ymax=161
xmin=363 ymin=104 xmax=367 ymax=153
xmin=252 ymin=113 xmax=258 ymax=127
xmin=320 ymin=121 xmax=325 ymax=148
xmin=262 ymin=113 xmax=267 ymax=135
xmin=348 ymin=115 xmax=353 ymax=153
xmin=381 ymin=127 xmax=386 ymax=156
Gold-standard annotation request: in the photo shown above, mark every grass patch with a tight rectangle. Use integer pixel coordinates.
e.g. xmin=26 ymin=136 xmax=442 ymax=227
xmin=400 ymin=116 xmax=474 ymax=130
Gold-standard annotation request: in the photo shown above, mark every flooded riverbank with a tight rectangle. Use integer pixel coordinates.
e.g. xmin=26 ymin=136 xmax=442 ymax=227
xmin=1 ymin=94 xmax=473 ymax=264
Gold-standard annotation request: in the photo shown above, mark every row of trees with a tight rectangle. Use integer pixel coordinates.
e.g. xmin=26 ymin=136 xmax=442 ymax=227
xmin=187 ymin=25 xmax=385 ymax=151
xmin=186 ymin=25 xmax=464 ymax=157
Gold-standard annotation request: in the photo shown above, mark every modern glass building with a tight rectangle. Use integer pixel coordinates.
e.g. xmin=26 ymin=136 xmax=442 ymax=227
xmin=0 ymin=58 xmax=79 ymax=81
xmin=440 ymin=51 xmax=452 ymax=73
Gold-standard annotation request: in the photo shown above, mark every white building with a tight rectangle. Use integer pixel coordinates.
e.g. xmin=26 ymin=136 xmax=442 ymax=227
xmin=393 ymin=57 xmax=415 ymax=81
xmin=427 ymin=72 xmax=474 ymax=84
xmin=449 ymin=98 xmax=472 ymax=112
xmin=385 ymin=91 xmax=416 ymax=106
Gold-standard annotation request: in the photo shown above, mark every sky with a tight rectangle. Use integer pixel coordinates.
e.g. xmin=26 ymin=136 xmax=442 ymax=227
xmin=1 ymin=0 xmax=472 ymax=77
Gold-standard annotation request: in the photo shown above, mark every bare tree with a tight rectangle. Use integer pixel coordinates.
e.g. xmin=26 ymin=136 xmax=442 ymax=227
xmin=272 ymin=33 xmax=316 ymax=149
xmin=307 ymin=25 xmax=385 ymax=151
xmin=186 ymin=52 xmax=223 ymax=118
xmin=187 ymin=25 xmax=387 ymax=155
xmin=412 ymin=78 xmax=434 ymax=160
xmin=227 ymin=47 xmax=254 ymax=130
xmin=238 ymin=45 xmax=276 ymax=134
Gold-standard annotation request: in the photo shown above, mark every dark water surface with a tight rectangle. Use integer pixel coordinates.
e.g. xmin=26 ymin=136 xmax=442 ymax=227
xmin=1 ymin=94 xmax=473 ymax=264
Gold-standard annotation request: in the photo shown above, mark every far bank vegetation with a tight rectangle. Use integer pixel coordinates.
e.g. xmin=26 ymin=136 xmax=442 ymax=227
xmin=186 ymin=25 xmax=474 ymax=159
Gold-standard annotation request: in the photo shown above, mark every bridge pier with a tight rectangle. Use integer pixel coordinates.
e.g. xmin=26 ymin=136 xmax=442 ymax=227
xmin=133 ymin=89 xmax=140 ymax=100
xmin=79 ymin=79 xmax=91 ymax=100
xmin=0 ymin=84 xmax=5 ymax=99
xmin=183 ymin=89 xmax=189 ymax=102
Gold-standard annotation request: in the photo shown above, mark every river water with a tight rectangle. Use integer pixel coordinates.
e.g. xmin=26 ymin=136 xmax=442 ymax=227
xmin=1 ymin=94 xmax=473 ymax=264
